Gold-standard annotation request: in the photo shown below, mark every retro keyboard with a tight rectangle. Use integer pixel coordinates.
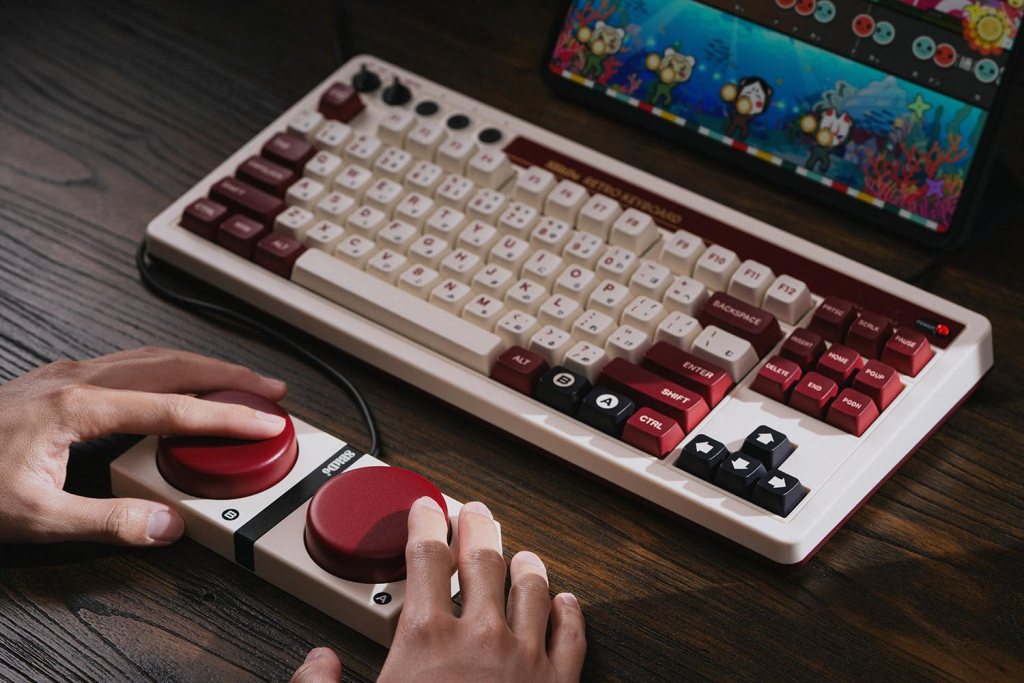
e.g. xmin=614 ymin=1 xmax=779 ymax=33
xmin=144 ymin=55 xmax=993 ymax=565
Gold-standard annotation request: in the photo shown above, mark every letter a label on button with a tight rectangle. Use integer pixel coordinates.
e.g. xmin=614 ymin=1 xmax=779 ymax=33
xmin=597 ymin=393 xmax=619 ymax=409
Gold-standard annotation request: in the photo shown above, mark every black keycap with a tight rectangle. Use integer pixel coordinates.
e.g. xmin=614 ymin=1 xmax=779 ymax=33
xmin=740 ymin=425 xmax=794 ymax=469
xmin=752 ymin=470 xmax=806 ymax=517
xmin=415 ymin=100 xmax=439 ymax=116
xmin=478 ymin=127 xmax=503 ymax=144
xmin=578 ymin=387 xmax=635 ymax=437
xmin=534 ymin=366 xmax=591 ymax=415
xmin=713 ymin=453 xmax=767 ymax=498
xmin=447 ymin=113 xmax=471 ymax=130
xmin=675 ymin=435 xmax=728 ymax=480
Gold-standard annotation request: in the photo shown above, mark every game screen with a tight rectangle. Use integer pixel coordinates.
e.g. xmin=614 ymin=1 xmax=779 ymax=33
xmin=548 ymin=0 xmax=1022 ymax=233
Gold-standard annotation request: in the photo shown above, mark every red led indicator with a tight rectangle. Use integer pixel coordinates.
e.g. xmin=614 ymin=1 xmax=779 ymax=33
xmin=936 ymin=324 xmax=950 ymax=336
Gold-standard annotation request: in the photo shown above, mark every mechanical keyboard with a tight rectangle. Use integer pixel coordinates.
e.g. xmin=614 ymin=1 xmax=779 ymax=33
xmin=144 ymin=55 xmax=993 ymax=566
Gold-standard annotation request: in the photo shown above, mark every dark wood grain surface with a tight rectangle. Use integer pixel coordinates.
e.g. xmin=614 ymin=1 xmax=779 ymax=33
xmin=2 ymin=1 xmax=1022 ymax=680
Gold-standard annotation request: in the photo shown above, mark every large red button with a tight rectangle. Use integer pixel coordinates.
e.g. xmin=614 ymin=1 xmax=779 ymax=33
xmin=156 ymin=390 xmax=298 ymax=499
xmin=305 ymin=467 xmax=449 ymax=584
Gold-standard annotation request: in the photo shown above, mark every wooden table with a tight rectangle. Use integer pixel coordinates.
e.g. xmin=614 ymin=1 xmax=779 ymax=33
xmin=2 ymin=1 xmax=1022 ymax=680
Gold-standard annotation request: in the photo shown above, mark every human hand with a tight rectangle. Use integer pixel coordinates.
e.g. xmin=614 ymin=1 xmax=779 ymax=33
xmin=0 ymin=346 xmax=288 ymax=546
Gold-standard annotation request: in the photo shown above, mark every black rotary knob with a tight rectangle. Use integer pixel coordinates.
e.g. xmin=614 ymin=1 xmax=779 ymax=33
xmin=381 ymin=77 xmax=412 ymax=106
xmin=351 ymin=64 xmax=381 ymax=93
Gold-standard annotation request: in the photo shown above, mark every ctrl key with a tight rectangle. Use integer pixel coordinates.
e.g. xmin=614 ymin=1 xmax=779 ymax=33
xmin=752 ymin=470 xmax=806 ymax=517
xmin=622 ymin=407 xmax=684 ymax=458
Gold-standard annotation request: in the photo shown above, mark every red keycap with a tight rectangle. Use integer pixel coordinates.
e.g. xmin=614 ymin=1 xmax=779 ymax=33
xmin=319 ymin=81 xmax=365 ymax=122
xmin=815 ymin=344 xmax=864 ymax=386
xmin=262 ymin=132 xmax=316 ymax=171
xmin=851 ymin=359 xmax=904 ymax=410
xmin=598 ymin=358 xmax=709 ymax=432
xmin=751 ymin=356 xmax=802 ymax=402
xmin=809 ymin=296 xmax=857 ymax=342
xmin=789 ymin=371 xmax=839 ymax=419
xmin=217 ymin=214 xmax=268 ymax=259
xmin=845 ymin=311 xmax=892 ymax=359
xmin=780 ymin=328 xmax=827 ymax=370
xmin=641 ymin=342 xmax=733 ymax=407
xmin=491 ymin=346 xmax=548 ymax=395
xmin=881 ymin=327 xmax=934 ymax=377
xmin=254 ymin=233 xmax=306 ymax=277
xmin=210 ymin=176 xmax=285 ymax=227
xmin=237 ymin=155 xmax=298 ymax=197
xmin=826 ymin=388 xmax=880 ymax=436
xmin=697 ymin=292 xmax=783 ymax=357
xmin=181 ymin=198 xmax=229 ymax=240
xmin=622 ymin=407 xmax=685 ymax=458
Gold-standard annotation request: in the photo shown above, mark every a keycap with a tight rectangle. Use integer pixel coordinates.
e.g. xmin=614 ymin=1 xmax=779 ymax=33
xmin=318 ymin=81 xmax=365 ymax=122
xmin=780 ymin=328 xmax=827 ymax=370
xmin=237 ymin=155 xmax=297 ymax=196
xmin=491 ymin=346 xmax=549 ymax=395
xmin=815 ymin=344 xmax=865 ymax=386
xmin=262 ymin=132 xmax=316 ymax=171
xmin=751 ymin=470 xmax=806 ymax=516
xmin=740 ymin=426 xmax=794 ymax=469
xmin=182 ymin=198 xmax=229 ymax=240
xmin=675 ymin=435 xmax=728 ymax=480
xmin=809 ymin=296 xmax=857 ymax=342
xmin=714 ymin=454 xmax=767 ymax=498
xmin=698 ymin=292 xmax=783 ymax=357
xmin=790 ymin=371 xmax=839 ymax=419
xmin=254 ymin=234 xmax=306 ymax=277
xmin=577 ymin=388 xmax=636 ymax=436
xmin=642 ymin=342 xmax=733 ymax=408
xmin=845 ymin=311 xmax=893 ymax=359
xmin=826 ymin=388 xmax=880 ymax=436
xmin=622 ymin=407 xmax=684 ymax=458
xmin=598 ymin=358 xmax=709 ymax=433
xmin=534 ymin=366 xmax=591 ymax=415
xmin=690 ymin=326 xmax=759 ymax=382
xmin=750 ymin=356 xmax=802 ymax=402
xmin=881 ymin=327 xmax=934 ymax=377
xmin=210 ymin=177 xmax=285 ymax=227
xmin=850 ymin=359 xmax=904 ymax=410
xmin=217 ymin=214 xmax=268 ymax=259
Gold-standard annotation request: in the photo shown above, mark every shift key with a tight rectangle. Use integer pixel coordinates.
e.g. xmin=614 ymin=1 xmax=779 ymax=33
xmin=210 ymin=177 xmax=285 ymax=227
xmin=641 ymin=341 xmax=733 ymax=407
xmin=698 ymin=292 xmax=782 ymax=357
xmin=598 ymin=358 xmax=709 ymax=432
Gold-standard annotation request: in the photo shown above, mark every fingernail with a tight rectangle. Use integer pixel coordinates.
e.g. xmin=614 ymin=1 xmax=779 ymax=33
xmin=411 ymin=496 xmax=443 ymax=513
xmin=146 ymin=509 xmax=184 ymax=543
xmin=517 ymin=550 xmax=545 ymax=568
xmin=304 ymin=648 xmax=330 ymax=663
xmin=461 ymin=501 xmax=492 ymax=519
xmin=254 ymin=411 xmax=286 ymax=428
xmin=261 ymin=377 xmax=287 ymax=393
xmin=557 ymin=592 xmax=580 ymax=609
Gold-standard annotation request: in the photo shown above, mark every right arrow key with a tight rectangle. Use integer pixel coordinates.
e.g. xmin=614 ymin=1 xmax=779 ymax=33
xmin=740 ymin=425 xmax=794 ymax=469
xmin=752 ymin=470 xmax=807 ymax=517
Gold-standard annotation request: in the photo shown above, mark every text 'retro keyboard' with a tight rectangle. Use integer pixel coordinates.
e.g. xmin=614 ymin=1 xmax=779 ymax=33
xmin=146 ymin=56 xmax=993 ymax=565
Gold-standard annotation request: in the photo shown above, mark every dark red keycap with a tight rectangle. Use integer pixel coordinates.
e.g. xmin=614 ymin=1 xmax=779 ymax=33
xmin=305 ymin=466 xmax=448 ymax=583
xmin=181 ymin=198 xmax=229 ymax=240
xmin=789 ymin=371 xmax=839 ymax=419
xmin=156 ymin=390 xmax=297 ymax=499
xmin=319 ymin=81 xmax=366 ymax=122
xmin=698 ymin=292 xmax=783 ymax=357
xmin=254 ymin=233 xmax=306 ymax=277
xmin=881 ymin=327 xmax=934 ymax=377
xmin=826 ymin=388 xmax=880 ymax=436
xmin=210 ymin=176 xmax=285 ymax=227
xmin=217 ymin=214 xmax=268 ymax=259
xmin=641 ymin=342 xmax=733 ymax=407
xmin=598 ymin=358 xmax=709 ymax=433
xmin=780 ymin=328 xmax=827 ymax=370
xmin=845 ymin=311 xmax=892 ymax=359
xmin=751 ymin=356 xmax=802 ymax=402
xmin=262 ymin=132 xmax=316 ymax=171
xmin=809 ymin=296 xmax=857 ymax=342
xmin=851 ymin=360 xmax=904 ymax=411
xmin=491 ymin=346 xmax=548 ymax=395
xmin=622 ymin=407 xmax=685 ymax=458
xmin=237 ymin=155 xmax=298 ymax=196
xmin=815 ymin=344 xmax=864 ymax=386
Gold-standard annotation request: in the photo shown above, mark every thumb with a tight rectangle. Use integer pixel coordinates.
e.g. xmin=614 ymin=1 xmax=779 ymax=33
xmin=40 ymin=492 xmax=185 ymax=546
xmin=291 ymin=648 xmax=342 ymax=683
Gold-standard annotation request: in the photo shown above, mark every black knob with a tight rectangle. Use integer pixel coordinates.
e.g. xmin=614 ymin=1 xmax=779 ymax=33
xmin=351 ymin=64 xmax=381 ymax=93
xmin=381 ymin=77 xmax=412 ymax=106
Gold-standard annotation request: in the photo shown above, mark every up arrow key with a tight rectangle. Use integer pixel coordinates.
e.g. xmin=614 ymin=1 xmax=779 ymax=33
xmin=694 ymin=441 xmax=713 ymax=454
xmin=741 ymin=425 xmax=793 ymax=469
xmin=756 ymin=432 xmax=774 ymax=445
xmin=769 ymin=476 xmax=787 ymax=489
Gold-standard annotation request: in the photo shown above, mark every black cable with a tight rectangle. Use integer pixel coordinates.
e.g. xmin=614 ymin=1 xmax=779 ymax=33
xmin=135 ymin=240 xmax=380 ymax=457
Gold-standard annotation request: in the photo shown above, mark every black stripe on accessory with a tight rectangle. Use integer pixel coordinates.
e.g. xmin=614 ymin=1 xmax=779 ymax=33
xmin=233 ymin=446 xmax=365 ymax=570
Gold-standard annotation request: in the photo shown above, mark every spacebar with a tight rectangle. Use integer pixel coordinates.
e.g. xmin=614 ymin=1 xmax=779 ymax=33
xmin=291 ymin=249 xmax=503 ymax=374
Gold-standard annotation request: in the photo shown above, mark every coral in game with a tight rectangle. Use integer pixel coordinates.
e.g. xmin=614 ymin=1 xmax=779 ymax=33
xmin=720 ymin=77 xmax=773 ymax=140
xmin=644 ymin=48 xmax=696 ymax=108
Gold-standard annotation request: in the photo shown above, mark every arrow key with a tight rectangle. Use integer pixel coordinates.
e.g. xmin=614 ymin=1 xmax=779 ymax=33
xmin=752 ymin=470 xmax=806 ymax=517
xmin=713 ymin=454 xmax=767 ymax=498
xmin=740 ymin=425 xmax=794 ymax=469
xmin=675 ymin=435 xmax=728 ymax=480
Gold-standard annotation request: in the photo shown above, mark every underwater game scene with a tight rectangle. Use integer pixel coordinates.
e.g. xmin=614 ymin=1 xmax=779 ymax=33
xmin=548 ymin=0 xmax=1008 ymax=233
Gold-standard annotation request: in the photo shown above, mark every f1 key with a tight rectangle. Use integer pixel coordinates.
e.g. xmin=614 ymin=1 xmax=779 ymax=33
xmin=698 ymin=292 xmax=782 ymax=357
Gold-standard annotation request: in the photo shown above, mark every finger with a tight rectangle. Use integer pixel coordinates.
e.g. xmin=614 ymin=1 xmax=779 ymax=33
xmin=401 ymin=496 xmax=455 ymax=620
xmin=457 ymin=501 xmax=506 ymax=618
xmin=33 ymin=492 xmax=185 ymax=546
xmin=82 ymin=347 xmax=287 ymax=400
xmin=548 ymin=593 xmax=587 ymax=682
xmin=507 ymin=551 xmax=551 ymax=644
xmin=290 ymin=648 xmax=342 ymax=683
xmin=57 ymin=386 xmax=287 ymax=442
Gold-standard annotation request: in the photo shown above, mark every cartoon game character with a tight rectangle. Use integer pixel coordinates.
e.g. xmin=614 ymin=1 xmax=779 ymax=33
xmin=644 ymin=47 xmax=696 ymax=108
xmin=799 ymin=108 xmax=853 ymax=173
xmin=577 ymin=20 xmax=626 ymax=80
xmin=720 ymin=76 xmax=774 ymax=140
